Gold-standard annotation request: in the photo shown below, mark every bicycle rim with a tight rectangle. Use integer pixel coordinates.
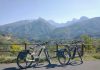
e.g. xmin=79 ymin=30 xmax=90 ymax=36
xmin=58 ymin=51 xmax=70 ymax=65
xmin=17 ymin=52 xmax=33 ymax=69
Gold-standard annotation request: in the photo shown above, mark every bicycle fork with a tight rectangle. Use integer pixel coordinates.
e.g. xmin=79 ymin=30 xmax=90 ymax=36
xmin=44 ymin=49 xmax=51 ymax=64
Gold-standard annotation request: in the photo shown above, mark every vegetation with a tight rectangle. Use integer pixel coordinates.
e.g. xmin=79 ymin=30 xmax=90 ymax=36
xmin=0 ymin=33 xmax=100 ymax=63
xmin=81 ymin=34 xmax=96 ymax=53
xmin=81 ymin=35 xmax=100 ymax=60
xmin=10 ymin=44 xmax=23 ymax=55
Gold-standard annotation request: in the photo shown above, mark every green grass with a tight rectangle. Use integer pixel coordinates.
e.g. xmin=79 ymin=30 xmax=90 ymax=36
xmin=82 ymin=53 xmax=100 ymax=61
xmin=0 ymin=55 xmax=16 ymax=63
xmin=93 ymin=53 xmax=100 ymax=59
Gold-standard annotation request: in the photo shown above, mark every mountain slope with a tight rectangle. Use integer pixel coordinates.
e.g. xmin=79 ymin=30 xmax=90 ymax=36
xmin=52 ymin=17 xmax=100 ymax=39
xmin=0 ymin=17 xmax=100 ymax=40
xmin=0 ymin=18 xmax=55 ymax=40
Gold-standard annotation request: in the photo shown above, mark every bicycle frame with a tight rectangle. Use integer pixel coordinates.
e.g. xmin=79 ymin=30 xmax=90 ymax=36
xmin=67 ymin=42 xmax=85 ymax=60
xmin=28 ymin=45 xmax=51 ymax=64
xmin=68 ymin=46 xmax=78 ymax=59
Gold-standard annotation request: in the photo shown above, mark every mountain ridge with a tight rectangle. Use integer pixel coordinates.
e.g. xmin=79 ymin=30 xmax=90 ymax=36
xmin=0 ymin=16 xmax=100 ymax=40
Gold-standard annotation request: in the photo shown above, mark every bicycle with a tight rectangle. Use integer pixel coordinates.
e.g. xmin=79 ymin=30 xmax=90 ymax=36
xmin=64 ymin=40 xmax=85 ymax=65
xmin=16 ymin=42 xmax=51 ymax=69
xmin=53 ymin=40 xmax=85 ymax=65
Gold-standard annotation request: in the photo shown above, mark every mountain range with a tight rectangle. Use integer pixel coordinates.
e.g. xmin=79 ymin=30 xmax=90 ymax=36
xmin=0 ymin=16 xmax=100 ymax=41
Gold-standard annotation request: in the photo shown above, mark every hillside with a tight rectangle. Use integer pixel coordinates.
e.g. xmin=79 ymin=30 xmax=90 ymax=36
xmin=0 ymin=17 xmax=100 ymax=40
xmin=52 ymin=17 xmax=100 ymax=39
xmin=0 ymin=18 xmax=55 ymax=40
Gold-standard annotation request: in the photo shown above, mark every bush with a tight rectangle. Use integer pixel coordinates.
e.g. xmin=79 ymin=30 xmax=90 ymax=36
xmin=0 ymin=55 xmax=16 ymax=63
xmin=93 ymin=53 xmax=100 ymax=59
xmin=10 ymin=44 xmax=23 ymax=55
xmin=96 ymin=46 xmax=100 ymax=53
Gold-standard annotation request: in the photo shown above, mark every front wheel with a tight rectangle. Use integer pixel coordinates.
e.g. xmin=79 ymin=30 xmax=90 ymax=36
xmin=57 ymin=49 xmax=70 ymax=65
xmin=17 ymin=50 xmax=33 ymax=69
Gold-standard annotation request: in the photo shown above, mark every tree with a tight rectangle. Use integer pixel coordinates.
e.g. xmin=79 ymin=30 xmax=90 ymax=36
xmin=81 ymin=34 xmax=95 ymax=53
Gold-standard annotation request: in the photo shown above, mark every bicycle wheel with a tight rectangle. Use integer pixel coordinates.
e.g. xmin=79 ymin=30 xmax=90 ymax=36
xmin=17 ymin=50 xmax=33 ymax=69
xmin=70 ymin=47 xmax=83 ymax=65
xmin=57 ymin=49 xmax=70 ymax=65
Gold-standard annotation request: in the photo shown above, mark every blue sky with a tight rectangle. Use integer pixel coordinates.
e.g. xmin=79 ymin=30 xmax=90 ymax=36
xmin=0 ymin=0 xmax=100 ymax=25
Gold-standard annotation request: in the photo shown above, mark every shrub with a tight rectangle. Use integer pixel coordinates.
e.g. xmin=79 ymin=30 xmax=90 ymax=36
xmin=0 ymin=55 xmax=16 ymax=63
xmin=10 ymin=44 xmax=23 ymax=55
xmin=93 ymin=53 xmax=100 ymax=59
xmin=96 ymin=46 xmax=100 ymax=53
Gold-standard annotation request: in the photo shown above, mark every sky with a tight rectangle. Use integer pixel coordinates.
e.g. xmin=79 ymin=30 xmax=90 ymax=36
xmin=0 ymin=0 xmax=100 ymax=25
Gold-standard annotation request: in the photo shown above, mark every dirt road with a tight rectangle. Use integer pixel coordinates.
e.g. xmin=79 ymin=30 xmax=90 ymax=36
xmin=0 ymin=60 xmax=100 ymax=70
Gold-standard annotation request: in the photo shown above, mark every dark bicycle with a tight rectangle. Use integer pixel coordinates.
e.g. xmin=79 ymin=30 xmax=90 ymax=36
xmin=54 ymin=40 xmax=85 ymax=65
xmin=16 ymin=42 xmax=51 ymax=69
xmin=64 ymin=41 xmax=85 ymax=65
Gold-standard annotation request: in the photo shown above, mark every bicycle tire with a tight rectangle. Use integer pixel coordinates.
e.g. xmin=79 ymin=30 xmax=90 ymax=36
xmin=17 ymin=50 xmax=33 ymax=69
xmin=71 ymin=47 xmax=83 ymax=65
xmin=57 ymin=49 xmax=70 ymax=65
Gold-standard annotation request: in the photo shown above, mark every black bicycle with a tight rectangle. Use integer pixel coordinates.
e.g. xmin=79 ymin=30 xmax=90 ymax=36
xmin=16 ymin=42 xmax=51 ymax=69
xmin=64 ymin=41 xmax=85 ymax=65
xmin=54 ymin=40 xmax=85 ymax=65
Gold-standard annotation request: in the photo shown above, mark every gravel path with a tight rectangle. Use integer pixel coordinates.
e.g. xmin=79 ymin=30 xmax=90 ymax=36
xmin=0 ymin=60 xmax=100 ymax=70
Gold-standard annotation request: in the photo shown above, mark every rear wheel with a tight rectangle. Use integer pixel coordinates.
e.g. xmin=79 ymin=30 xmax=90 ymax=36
xmin=17 ymin=50 xmax=33 ymax=69
xmin=70 ymin=47 xmax=83 ymax=65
